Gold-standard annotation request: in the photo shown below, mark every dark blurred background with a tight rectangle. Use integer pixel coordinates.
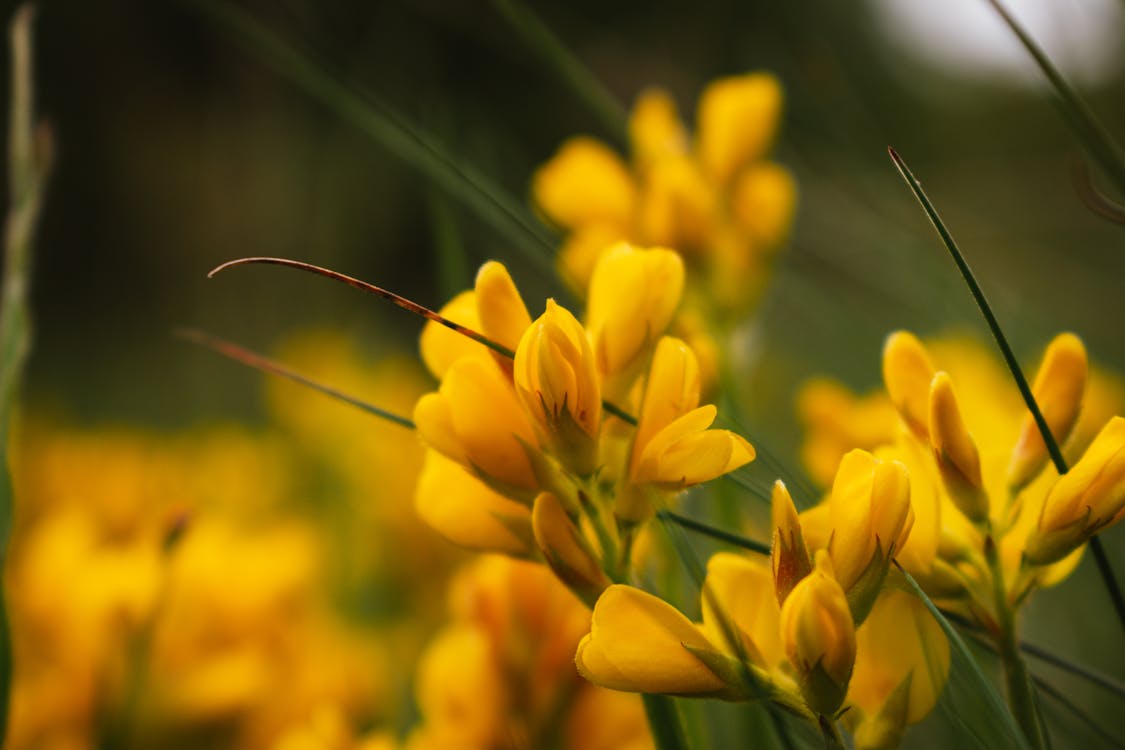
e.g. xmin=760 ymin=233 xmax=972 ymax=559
xmin=6 ymin=0 xmax=1124 ymax=433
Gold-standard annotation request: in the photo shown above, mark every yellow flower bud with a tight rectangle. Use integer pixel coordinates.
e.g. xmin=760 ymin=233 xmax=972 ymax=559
xmin=929 ymin=372 xmax=989 ymax=525
xmin=1008 ymin=333 xmax=1087 ymax=490
xmin=882 ymin=331 xmax=935 ymax=439
xmin=576 ymin=584 xmax=727 ymax=695
xmin=514 ymin=300 xmax=602 ymax=475
xmin=414 ymin=357 xmax=540 ymax=499
xmin=1025 ymin=416 xmax=1125 ymax=566
xmin=532 ymin=492 xmax=611 ymax=607
xmin=696 ymin=72 xmax=782 ymax=185
xmin=779 ymin=551 xmax=856 ymax=716
xmin=532 ymin=136 xmax=635 ymax=230
xmin=623 ymin=337 xmax=754 ymax=519
xmin=629 ymin=88 xmax=688 ymax=169
xmin=585 ymin=243 xmax=684 ymax=396
xmin=771 ymin=480 xmax=812 ymax=607
xmin=827 ymin=450 xmax=913 ymax=623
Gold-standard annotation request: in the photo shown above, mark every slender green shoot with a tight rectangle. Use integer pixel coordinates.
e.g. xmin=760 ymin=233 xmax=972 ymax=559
xmin=0 ymin=5 xmax=51 ymax=741
xmin=489 ymin=0 xmax=629 ymax=143
xmin=887 ymin=146 xmax=1125 ymax=633
xmin=983 ymin=0 xmax=1125 ymax=198
xmin=175 ymin=328 xmax=416 ymax=429
xmin=642 ymin=693 xmax=693 ymax=750
xmin=657 ymin=510 xmax=770 ymax=556
xmin=192 ymin=0 xmax=559 ymax=277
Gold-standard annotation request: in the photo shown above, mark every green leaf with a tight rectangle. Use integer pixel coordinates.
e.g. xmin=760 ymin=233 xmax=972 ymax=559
xmin=898 ymin=566 xmax=1032 ymax=750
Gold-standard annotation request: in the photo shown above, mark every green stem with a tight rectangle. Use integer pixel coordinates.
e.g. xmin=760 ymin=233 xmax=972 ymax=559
xmin=642 ymin=693 xmax=691 ymax=750
xmin=985 ymin=536 xmax=1048 ymax=750
xmin=818 ymin=715 xmax=846 ymax=750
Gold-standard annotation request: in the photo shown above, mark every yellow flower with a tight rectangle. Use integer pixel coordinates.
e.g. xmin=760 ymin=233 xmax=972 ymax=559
xmin=533 ymin=72 xmax=795 ymax=322
xmin=620 ymin=336 xmax=754 ymax=519
xmin=826 ymin=450 xmax=913 ymax=622
xmin=514 ymin=299 xmax=602 ymax=475
xmin=415 ymin=355 xmax=541 ymax=498
xmin=1025 ymin=416 xmax=1125 ymax=565
xmin=577 ymin=554 xmax=786 ymax=700
xmin=882 ymin=331 xmax=936 ymax=439
xmin=576 ymin=584 xmax=727 ymax=695
xmin=779 ymin=551 xmax=856 ymax=716
xmin=585 ymin=243 xmax=684 ymax=397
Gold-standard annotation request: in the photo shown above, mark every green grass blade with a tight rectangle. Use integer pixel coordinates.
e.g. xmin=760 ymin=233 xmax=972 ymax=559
xmin=0 ymin=5 xmax=51 ymax=740
xmin=192 ymin=0 xmax=560 ymax=278
xmin=428 ymin=192 xmax=471 ymax=301
xmin=888 ymin=146 xmax=1125 ymax=633
xmin=175 ymin=328 xmax=416 ymax=429
xmin=897 ymin=565 xmax=1032 ymax=750
xmin=656 ymin=510 xmax=770 ymax=556
xmin=642 ymin=693 xmax=693 ymax=750
xmin=489 ymin=0 xmax=628 ymax=143
xmin=983 ymin=0 xmax=1125 ymax=198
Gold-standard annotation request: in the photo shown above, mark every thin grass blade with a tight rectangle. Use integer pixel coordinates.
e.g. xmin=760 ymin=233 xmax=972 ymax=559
xmin=175 ymin=328 xmax=415 ymax=429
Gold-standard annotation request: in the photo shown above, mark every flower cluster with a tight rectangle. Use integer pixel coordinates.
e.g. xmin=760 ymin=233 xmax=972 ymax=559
xmin=801 ymin=332 xmax=1125 ymax=611
xmin=575 ymin=453 xmax=950 ymax=749
xmin=533 ymin=74 xmax=796 ymax=325
xmin=412 ymin=244 xmax=754 ymax=603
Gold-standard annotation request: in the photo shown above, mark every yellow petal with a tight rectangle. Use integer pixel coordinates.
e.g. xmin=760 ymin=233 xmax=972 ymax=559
xmin=635 ymin=404 xmax=717 ymax=481
xmin=533 ymin=137 xmax=636 ymax=230
xmin=1008 ymin=333 xmax=1087 ymax=489
xmin=414 ymin=624 xmax=504 ymax=747
xmin=441 ymin=357 xmax=539 ymax=492
xmin=1027 ymin=416 xmax=1125 ymax=565
xmin=420 ymin=291 xmax=482 ymax=379
xmin=702 ymin=552 xmax=784 ymax=670
xmin=415 ymin=451 xmax=534 ymax=556
xmin=576 ymin=585 xmax=725 ymax=694
xmin=849 ymin=588 xmax=949 ymax=725
xmin=635 ymin=155 xmax=715 ymax=250
xmin=651 ymin=430 xmax=754 ymax=486
xmin=556 ymin=223 xmax=630 ymax=293
xmin=696 ymin=73 xmax=782 ymax=184
xmin=474 ymin=261 xmax=532 ymax=355
xmin=882 ymin=331 xmax=935 ymax=439
xmin=629 ymin=88 xmax=688 ymax=168
xmin=414 ymin=392 xmax=469 ymax=466
xmin=631 ymin=337 xmax=702 ymax=477
xmin=586 ymin=244 xmax=685 ymax=384
xmin=729 ymin=162 xmax=797 ymax=249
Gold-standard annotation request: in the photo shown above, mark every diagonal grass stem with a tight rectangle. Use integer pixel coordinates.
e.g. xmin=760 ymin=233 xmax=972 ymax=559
xmin=176 ymin=328 xmax=416 ymax=429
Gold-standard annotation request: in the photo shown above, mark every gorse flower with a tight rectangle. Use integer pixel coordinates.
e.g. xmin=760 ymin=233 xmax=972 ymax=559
xmin=412 ymin=247 xmax=754 ymax=600
xmin=796 ymin=329 xmax=1125 ymax=746
xmin=533 ymin=73 xmax=796 ymax=323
